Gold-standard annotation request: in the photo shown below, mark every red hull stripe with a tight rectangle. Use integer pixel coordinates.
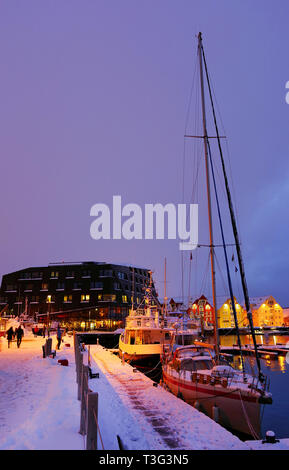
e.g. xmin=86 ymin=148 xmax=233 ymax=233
xmin=163 ymin=371 xmax=258 ymax=403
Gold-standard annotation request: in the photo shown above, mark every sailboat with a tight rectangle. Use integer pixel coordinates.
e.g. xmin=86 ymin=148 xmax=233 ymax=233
xmin=162 ymin=32 xmax=272 ymax=439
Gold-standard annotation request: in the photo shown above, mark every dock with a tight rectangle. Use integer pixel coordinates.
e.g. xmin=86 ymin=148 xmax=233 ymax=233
xmin=88 ymin=345 xmax=249 ymax=450
xmin=220 ymin=344 xmax=289 ymax=359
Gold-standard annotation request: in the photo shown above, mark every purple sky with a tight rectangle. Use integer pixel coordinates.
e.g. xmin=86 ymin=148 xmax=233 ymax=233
xmin=0 ymin=1 xmax=288 ymax=307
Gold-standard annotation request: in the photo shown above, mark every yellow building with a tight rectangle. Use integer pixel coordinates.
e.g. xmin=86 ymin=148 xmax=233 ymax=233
xmin=249 ymin=296 xmax=283 ymax=327
xmin=217 ymin=297 xmax=247 ymax=329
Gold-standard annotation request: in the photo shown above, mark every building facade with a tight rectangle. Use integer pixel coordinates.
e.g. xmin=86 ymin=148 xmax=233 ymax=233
xmin=217 ymin=297 xmax=246 ymax=329
xmin=0 ymin=262 xmax=157 ymax=330
xmin=250 ymin=296 xmax=283 ymax=327
xmin=188 ymin=295 xmax=214 ymax=326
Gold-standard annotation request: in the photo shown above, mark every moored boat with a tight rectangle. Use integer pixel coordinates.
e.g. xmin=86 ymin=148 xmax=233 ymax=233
xmin=119 ymin=272 xmax=175 ymax=363
xmin=161 ymin=32 xmax=273 ymax=439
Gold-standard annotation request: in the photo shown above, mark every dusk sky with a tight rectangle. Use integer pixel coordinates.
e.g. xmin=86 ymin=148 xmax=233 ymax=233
xmin=0 ymin=1 xmax=289 ymax=307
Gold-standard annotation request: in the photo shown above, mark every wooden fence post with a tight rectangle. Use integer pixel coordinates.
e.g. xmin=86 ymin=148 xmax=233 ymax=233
xmin=79 ymin=364 xmax=89 ymax=435
xmin=86 ymin=392 xmax=98 ymax=450
xmin=77 ymin=353 xmax=83 ymax=400
xmin=46 ymin=337 xmax=52 ymax=356
xmin=75 ymin=337 xmax=80 ymax=383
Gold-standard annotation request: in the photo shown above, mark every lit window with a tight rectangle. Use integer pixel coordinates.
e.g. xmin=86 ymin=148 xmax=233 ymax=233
xmin=50 ymin=271 xmax=59 ymax=279
xmin=122 ymin=295 xmax=128 ymax=303
xmin=81 ymin=294 xmax=90 ymax=302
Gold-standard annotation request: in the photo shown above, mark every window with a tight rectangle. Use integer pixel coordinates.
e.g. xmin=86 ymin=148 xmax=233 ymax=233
xmin=30 ymin=296 xmax=39 ymax=304
xmin=81 ymin=294 xmax=90 ymax=302
xmin=41 ymin=282 xmax=48 ymax=291
xmin=90 ymin=281 xmax=103 ymax=290
xmin=122 ymin=295 xmax=128 ymax=303
xmin=73 ymin=281 xmax=82 ymax=290
xmin=20 ymin=272 xmax=32 ymax=279
xmin=64 ymin=295 xmax=72 ymax=303
xmin=5 ymin=284 xmax=17 ymax=292
xmin=99 ymin=269 xmax=113 ymax=277
xmin=82 ymin=270 xmax=91 ymax=278
xmin=113 ymin=282 xmax=121 ymax=290
xmin=56 ymin=282 xmax=65 ymax=290
xmin=24 ymin=283 xmax=33 ymax=292
xmin=99 ymin=294 xmax=116 ymax=302
xmin=66 ymin=271 xmax=75 ymax=278
xmin=32 ymin=272 xmax=43 ymax=279
xmin=50 ymin=271 xmax=59 ymax=279
xmin=105 ymin=294 xmax=116 ymax=302
xmin=46 ymin=295 xmax=55 ymax=303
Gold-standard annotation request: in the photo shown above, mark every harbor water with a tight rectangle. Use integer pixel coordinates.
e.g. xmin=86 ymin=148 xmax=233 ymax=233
xmin=219 ymin=334 xmax=289 ymax=440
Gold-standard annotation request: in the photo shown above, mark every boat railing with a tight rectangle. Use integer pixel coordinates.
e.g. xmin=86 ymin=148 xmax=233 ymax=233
xmin=125 ymin=316 xmax=161 ymax=329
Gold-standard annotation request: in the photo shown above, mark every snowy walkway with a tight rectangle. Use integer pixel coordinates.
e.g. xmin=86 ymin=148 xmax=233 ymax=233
xmin=89 ymin=345 xmax=249 ymax=450
xmin=0 ymin=334 xmax=83 ymax=450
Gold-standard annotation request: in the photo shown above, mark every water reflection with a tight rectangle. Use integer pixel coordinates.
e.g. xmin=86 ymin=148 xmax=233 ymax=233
xmin=216 ymin=334 xmax=289 ymax=439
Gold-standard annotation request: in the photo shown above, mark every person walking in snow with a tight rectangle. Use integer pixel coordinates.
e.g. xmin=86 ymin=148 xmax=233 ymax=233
xmin=16 ymin=325 xmax=24 ymax=348
xmin=56 ymin=325 xmax=62 ymax=350
xmin=6 ymin=327 xmax=14 ymax=348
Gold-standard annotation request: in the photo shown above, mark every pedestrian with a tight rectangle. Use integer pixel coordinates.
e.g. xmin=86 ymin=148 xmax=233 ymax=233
xmin=6 ymin=327 xmax=14 ymax=348
xmin=43 ymin=326 xmax=46 ymax=338
xmin=16 ymin=325 xmax=24 ymax=348
xmin=56 ymin=325 xmax=62 ymax=350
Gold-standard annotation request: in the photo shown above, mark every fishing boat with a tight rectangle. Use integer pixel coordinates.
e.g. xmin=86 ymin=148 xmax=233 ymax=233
xmin=119 ymin=272 xmax=175 ymax=363
xmin=162 ymin=32 xmax=272 ymax=439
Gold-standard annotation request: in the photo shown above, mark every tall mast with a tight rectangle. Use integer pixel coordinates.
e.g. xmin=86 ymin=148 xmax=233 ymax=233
xmin=198 ymin=32 xmax=219 ymax=360
xmin=199 ymin=39 xmax=263 ymax=380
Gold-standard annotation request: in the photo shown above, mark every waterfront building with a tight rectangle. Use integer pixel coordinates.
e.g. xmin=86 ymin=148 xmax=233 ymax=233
xmin=249 ymin=296 xmax=284 ymax=327
xmin=188 ymin=295 xmax=214 ymax=326
xmin=283 ymin=308 xmax=289 ymax=326
xmin=0 ymin=262 xmax=157 ymax=330
xmin=217 ymin=297 xmax=246 ymax=329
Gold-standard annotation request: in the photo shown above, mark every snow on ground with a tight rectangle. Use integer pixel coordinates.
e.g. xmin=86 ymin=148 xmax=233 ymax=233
xmin=0 ymin=333 xmax=83 ymax=450
xmin=246 ymin=439 xmax=289 ymax=450
xmin=89 ymin=345 xmax=249 ymax=450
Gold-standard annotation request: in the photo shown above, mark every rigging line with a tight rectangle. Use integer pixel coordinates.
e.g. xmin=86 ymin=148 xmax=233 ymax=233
xmin=206 ymin=136 xmax=246 ymax=376
xmin=199 ymin=251 xmax=211 ymax=298
xmin=206 ymin=70 xmax=242 ymax=237
xmin=181 ymin=52 xmax=198 ymax=305
xmin=201 ymin=43 xmax=263 ymax=382
xmin=214 ymin=251 xmax=230 ymax=298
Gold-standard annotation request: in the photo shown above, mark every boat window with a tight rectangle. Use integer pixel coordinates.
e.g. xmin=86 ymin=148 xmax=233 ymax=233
xmin=175 ymin=334 xmax=195 ymax=345
xmin=180 ymin=359 xmax=195 ymax=371
xmin=192 ymin=360 xmax=213 ymax=371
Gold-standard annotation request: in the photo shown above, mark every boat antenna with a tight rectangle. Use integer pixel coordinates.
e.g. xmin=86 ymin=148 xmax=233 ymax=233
xmin=132 ymin=267 xmax=135 ymax=311
xmin=199 ymin=34 xmax=263 ymax=381
xmin=197 ymin=32 xmax=220 ymax=362
xmin=164 ymin=257 xmax=168 ymax=318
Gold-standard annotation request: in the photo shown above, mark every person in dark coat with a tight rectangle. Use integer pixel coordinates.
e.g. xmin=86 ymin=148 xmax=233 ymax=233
xmin=16 ymin=326 xmax=24 ymax=348
xmin=56 ymin=325 xmax=62 ymax=350
xmin=6 ymin=327 xmax=14 ymax=348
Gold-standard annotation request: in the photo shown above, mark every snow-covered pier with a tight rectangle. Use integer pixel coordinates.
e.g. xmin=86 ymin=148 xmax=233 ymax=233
xmin=88 ymin=344 xmax=249 ymax=450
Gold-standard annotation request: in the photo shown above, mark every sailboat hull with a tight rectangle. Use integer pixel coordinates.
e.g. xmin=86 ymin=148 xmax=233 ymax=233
xmin=162 ymin=366 xmax=261 ymax=438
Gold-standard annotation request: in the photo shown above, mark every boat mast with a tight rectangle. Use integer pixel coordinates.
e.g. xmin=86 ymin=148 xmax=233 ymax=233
xmin=198 ymin=32 xmax=220 ymax=360
xmin=199 ymin=38 xmax=263 ymax=381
